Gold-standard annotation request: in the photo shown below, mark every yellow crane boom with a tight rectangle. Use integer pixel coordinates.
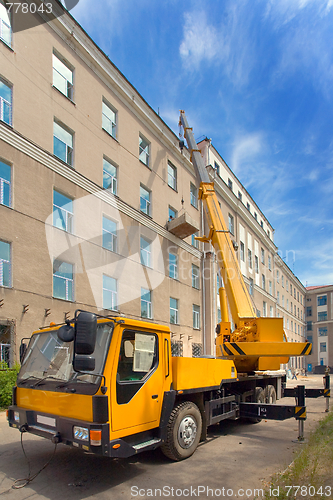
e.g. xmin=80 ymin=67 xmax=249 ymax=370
xmin=179 ymin=110 xmax=311 ymax=371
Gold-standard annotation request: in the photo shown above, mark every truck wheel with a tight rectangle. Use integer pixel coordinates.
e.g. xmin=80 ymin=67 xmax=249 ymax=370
xmin=161 ymin=401 xmax=202 ymax=461
xmin=247 ymin=387 xmax=265 ymax=424
xmin=265 ymin=385 xmax=276 ymax=404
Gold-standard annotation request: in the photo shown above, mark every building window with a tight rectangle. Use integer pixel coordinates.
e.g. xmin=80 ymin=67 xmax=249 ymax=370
xmin=141 ymin=288 xmax=152 ymax=319
xmin=53 ymin=190 xmax=73 ymax=232
xmin=169 ymin=252 xmax=178 ymax=280
xmin=0 ymin=159 xmax=11 ymax=207
xmin=192 ymin=264 xmax=199 ymax=289
xmin=171 ymin=340 xmax=183 ymax=357
xmin=269 ymin=281 xmax=272 ymax=295
xmin=287 ymin=299 xmax=289 ymax=310
xmin=169 ymin=206 xmax=177 ymax=220
xmin=306 ymin=307 xmax=312 ymax=317
xmin=276 ymin=270 xmax=279 ymax=283
xmin=192 ymin=232 xmax=199 ymax=249
xmin=249 ymin=278 xmax=254 ymax=296
xmin=268 ymin=256 xmax=271 ymax=271
xmin=102 ymin=99 xmax=117 ymax=138
xmin=228 ymin=178 xmax=233 ymax=191
xmin=240 ymin=241 xmax=245 ymax=262
xmin=103 ymin=275 xmax=117 ymax=310
xmin=103 ymin=216 xmax=117 ymax=252
xmin=282 ymin=295 xmax=285 ymax=307
xmin=318 ymin=311 xmax=327 ymax=322
xmin=190 ymin=182 xmax=198 ymax=208
xmin=139 ymin=135 xmax=150 ymax=167
xmin=193 ymin=305 xmax=200 ymax=330
xmin=263 ymin=301 xmax=267 ymax=317
xmin=103 ymin=157 xmax=117 ymax=194
xmin=270 ymin=306 xmax=274 ymax=317
xmin=320 ymin=342 xmax=327 ymax=353
xmin=306 ymin=321 xmax=312 ymax=332
xmin=52 ymin=52 xmax=73 ymax=100
xmin=238 ymin=191 xmax=242 ymax=201
xmin=140 ymin=236 xmax=151 ymax=267
xmin=282 ymin=275 xmax=284 ymax=287
xmin=228 ymin=214 xmax=234 ymax=235
xmin=255 ymin=255 xmax=259 ymax=274
xmin=0 ymin=78 xmax=12 ymax=126
xmin=192 ymin=343 xmax=202 ymax=357
xmin=214 ymin=161 xmax=220 ymax=176
xmin=277 ymin=291 xmax=280 ymax=304
xmin=261 ymin=248 xmax=265 ymax=265
xmin=262 ymin=274 xmax=266 ymax=291
xmin=319 ymin=327 xmax=328 ymax=337
xmin=168 ymin=161 xmax=177 ymax=190
xmin=246 ymin=202 xmax=250 ymax=211
xmin=248 ymin=249 xmax=252 ymax=269
xmin=290 ymin=284 xmax=292 ymax=295
xmin=53 ymin=120 xmax=73 ymax=166
xmin=140 ymin=185 xmax=151 ymax=215
xmin=53 ymin=260 xmax=74 ymax=301
xmin=170 ymin=297 xmax=179 ymax=324
xmin=0 ymin=1 xmax=11 ymax=46
xmin=0 ymin=240 xmax=10 ymax=287
xmin=260 ymin=220 xmax=263 ymax=228
xmin=254 ymin=212 xmax=258 ymax=221
xmin=290 ymin=301 xmax=293 ymax=313
xmin=318 ymin=295 xmax=327 ymax=306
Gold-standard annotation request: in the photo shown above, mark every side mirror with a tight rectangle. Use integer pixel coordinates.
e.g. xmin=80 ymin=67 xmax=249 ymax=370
xmin=58 ymin=324 xmax=75 ymax=342
xmin=73 ymin=355 xmax=95 ymax=372
xmin=19 ymin=343 xmax=27 ymax=363
xmin=74 ymin=311 xmax=97 ymax=355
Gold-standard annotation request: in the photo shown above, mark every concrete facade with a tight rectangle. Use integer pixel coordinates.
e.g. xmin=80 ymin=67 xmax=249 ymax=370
xmin=305 ymin=285 xmax=333 ymax=372
xmin=0 ymin=1 xmax=306 ymax=368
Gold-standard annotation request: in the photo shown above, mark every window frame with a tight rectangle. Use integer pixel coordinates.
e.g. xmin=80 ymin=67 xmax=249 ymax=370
xmin=141 ymin=288 xmax=152 ymax=319
xmin=167 ymin=161 xmax=177 ymax=191
xmin=102 ymin=99 xmax=117 ymax=139
xmin=103 ymin=274 xmax=117 ymax=311
xmin=192 ymin=264 xmax=200 ymax=289
xmin=190 ymin=182 xmax=198 ymax=209
xmin=52 ymin=51 xmax=74 ymax=101
xmin=170 ymin=297 xmax=179 ymax=325
xmin=0 ymin=77 xmax=12 ymax=126
xmin=140 ymin=236 xmax=152 ymax=268
xmin=168 ymin=251 xmax=178 ymax=280
xmin=193 ymin=304 xmax=200 ymax=330
xmin=53 ymin=259 xmax=74 ymax=301
xmin=228 ymin=213 xmax=234 ymax=235
xmin=0 ymin=1 xmax=12 ymax=47
xmin=53 ymin=190 xmax=73 ymax=233
xmin=103 ymin=216 xmax=117 ymax=253
xmin=140 ymin=184 xmax=151 ymax=216
xmin=53 ymin=119 xmax=74 ymax=167
xmin=103 ymin=157 xmax=117 ymax=195
xmin=0 ymin=159 xmax=11 ymax=207
xmin=139 ymin=134 xmax=150 ymax=167
xmin=0 ymin=239 xmax=11 ymax=287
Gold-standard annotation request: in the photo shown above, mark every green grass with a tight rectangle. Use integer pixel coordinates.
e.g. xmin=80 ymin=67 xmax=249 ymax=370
xmin=263 ymin=411 xmax=333 ymax=500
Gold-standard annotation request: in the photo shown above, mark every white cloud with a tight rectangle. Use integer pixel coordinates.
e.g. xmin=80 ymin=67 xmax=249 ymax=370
xmin=179 ymin=11 xmax=222 ymax=70
xmin=231 ymin=133 xmax=264 ymax=175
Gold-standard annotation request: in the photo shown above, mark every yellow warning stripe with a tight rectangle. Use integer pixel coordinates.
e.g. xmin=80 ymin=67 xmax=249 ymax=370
xmin=295 ymin=406 xmax=306 ymax=420
xmin=324 ymin=389 xmax=330 ymax=397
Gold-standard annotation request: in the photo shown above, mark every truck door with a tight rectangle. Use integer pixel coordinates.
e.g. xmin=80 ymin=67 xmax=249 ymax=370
xmin=111 ymin=328 xmax=165 ymax=434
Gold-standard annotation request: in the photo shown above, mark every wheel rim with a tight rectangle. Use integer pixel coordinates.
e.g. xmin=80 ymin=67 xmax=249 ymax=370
xmin=177 ymin=415 xmax=197 ymax=449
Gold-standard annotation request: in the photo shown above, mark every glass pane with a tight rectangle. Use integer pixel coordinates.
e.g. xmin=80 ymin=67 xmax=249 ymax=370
xmin=102 ymin=114 xmax=113 ymax=135
xmin=0 ymin=240 xmax=10 ymax=261
xmin=141 ymin=288 xmax=151 ymax=302
xmin=0 ymin=161 xmax=10 ymax=182
xmin=3 ymin=100 xmax=11 ymax=125
xmin=103 ymin=231 xmax=113 ymax=250
xmin=53 ymin=275 xmax=66 ymax=300
xmin=53 ymin=68 xmax=67 ymax=95
xmin=0 ymin=80 xmax=11 ymax=102
xmin=67 ymin=280 xmax=73 ymax=301
xmin=53 ymin=206 xmax=66 ymax=230
xmin=2 ymin=260 xmax=10 ymax=286
xmin=103 ymin=275 xmax=116 ymax=292
xmin=3 ymin=182 xmax=10 ymax=206
xmin=0 ymin=2 xmax=11 ymax=25
xmin=170 ymin=298 xmax=177 ymax=309
xmin=103 ymin=158 xmax=116 ymax=177
xmin=103 ymin=288 xmax=112 ymax=310
xmin=53 ymin=260 xmax=73 ymax=279
xmin=53 ymin=54 xmax=73 ymax=84
xmin=54 ymin=122 xmax=73 ymax=148
xmin=53 ymin=190 xmax=72 ymax=211
xmin=53 ymin=136 xmax=67 ymax=162
xmin=103 ymin=217 xmax=116 ymax=234
xmin=2 ymin=22 xmax=11 ymax=46
xmin=102 ymin=102 xmax=115 ymax=122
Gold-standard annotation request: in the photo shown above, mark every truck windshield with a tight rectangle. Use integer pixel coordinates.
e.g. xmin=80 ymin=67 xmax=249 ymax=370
xmin=17 ymin=322 xmax=113 ymax=395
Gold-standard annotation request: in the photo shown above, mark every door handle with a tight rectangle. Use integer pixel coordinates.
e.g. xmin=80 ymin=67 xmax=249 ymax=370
xmin=151 ymin=394 xmax=158 ymax=399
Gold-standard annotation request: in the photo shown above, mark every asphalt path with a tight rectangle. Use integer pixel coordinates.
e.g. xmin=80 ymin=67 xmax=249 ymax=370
xmin=0 ymin=374 xmax=330 ymax=500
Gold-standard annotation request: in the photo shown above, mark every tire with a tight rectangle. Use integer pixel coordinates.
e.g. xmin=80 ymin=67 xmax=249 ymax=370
xmin=247 ymin=387 xmax=265 ymax=424
xmin=265 ymin=385 xmax=277 ymax=404
xmin=161 ymin=401 xmax=202 ymax=461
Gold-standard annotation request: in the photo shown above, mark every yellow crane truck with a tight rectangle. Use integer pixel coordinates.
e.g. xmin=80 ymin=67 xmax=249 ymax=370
xmin=7 ymin=112 xmax=313 ymax=461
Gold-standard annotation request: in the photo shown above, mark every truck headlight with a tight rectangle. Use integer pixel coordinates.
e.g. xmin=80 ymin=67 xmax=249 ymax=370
xmin=14 ymin=411 xmax=20 ymax=423
xmin=73 ymin=426 xmax=89 ymax=441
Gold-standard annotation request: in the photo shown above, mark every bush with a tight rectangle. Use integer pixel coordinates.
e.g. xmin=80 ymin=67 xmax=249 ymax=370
xmin=0 ymin=361 xmax=20 ymax=409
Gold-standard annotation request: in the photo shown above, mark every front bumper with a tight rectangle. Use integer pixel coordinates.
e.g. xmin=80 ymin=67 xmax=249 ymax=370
xmin=8 ymin=406 xmax=110 ymax=456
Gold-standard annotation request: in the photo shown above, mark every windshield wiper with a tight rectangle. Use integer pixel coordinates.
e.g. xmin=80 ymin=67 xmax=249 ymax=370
xmin=19 ymin=375 xmax=40 ymax=385
xmin=33 ymin=375 xmax=65 ymax=387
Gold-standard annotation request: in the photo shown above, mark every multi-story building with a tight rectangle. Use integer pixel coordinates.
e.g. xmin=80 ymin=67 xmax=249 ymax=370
xmin=305 ymin=285 xmax=333 ymax=372
xmin=0 ymin=0 xmax=306 ymax=369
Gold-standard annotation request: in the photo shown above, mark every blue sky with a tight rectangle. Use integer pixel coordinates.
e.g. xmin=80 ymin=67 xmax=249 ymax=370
xmin=68 ymin=0 xmax=333 ymax=287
